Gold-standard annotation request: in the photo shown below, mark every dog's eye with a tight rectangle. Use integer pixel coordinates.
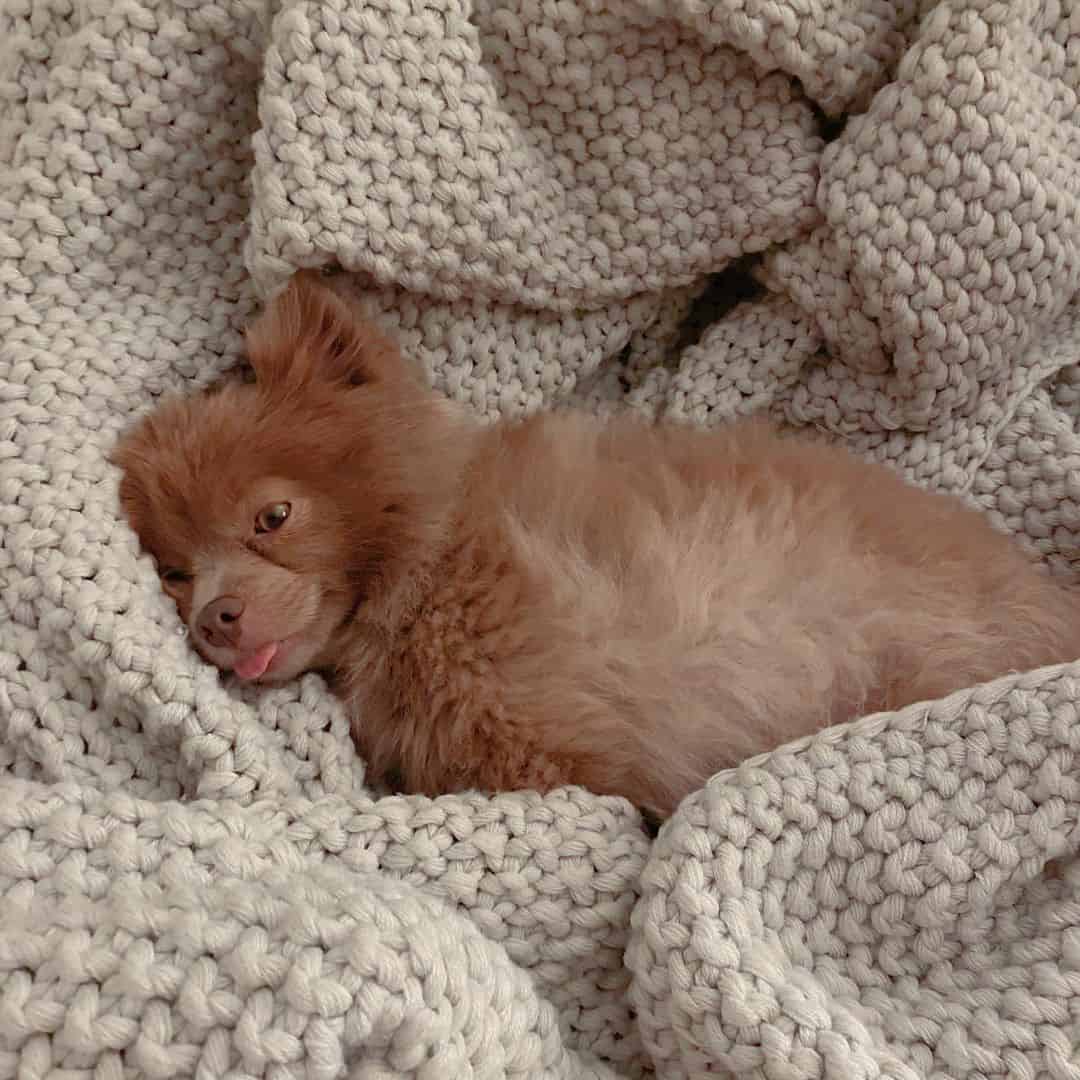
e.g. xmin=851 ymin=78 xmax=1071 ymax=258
xmin=255 ymin=502 xmax=291 ymax=534
xmin=162 ymin=569 xmax=192 ymax=587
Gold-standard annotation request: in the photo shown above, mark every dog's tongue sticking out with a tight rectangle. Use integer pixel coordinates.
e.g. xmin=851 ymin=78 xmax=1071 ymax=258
xmin=234 ymin=642 xmax=279 ymax=681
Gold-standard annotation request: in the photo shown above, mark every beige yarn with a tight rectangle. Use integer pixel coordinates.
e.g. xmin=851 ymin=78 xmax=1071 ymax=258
xmin=4 ymin=0 xmax=1080 ymax=1076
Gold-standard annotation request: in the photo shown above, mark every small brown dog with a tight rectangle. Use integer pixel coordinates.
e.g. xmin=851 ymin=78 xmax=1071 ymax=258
xmin=113 ymin=273 xmax=1080 ymax=817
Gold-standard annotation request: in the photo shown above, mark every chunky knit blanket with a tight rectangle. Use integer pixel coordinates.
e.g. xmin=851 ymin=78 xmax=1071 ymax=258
xmin=4 ymin=0 xmax=1080 ymax=1077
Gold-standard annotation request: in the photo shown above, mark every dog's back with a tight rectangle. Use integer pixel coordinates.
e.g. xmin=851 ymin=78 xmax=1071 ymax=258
xmin=427 ymin=412 xmax=1080 ymax=814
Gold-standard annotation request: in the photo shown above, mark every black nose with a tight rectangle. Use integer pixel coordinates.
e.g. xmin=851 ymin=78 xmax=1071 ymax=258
xmin=196 ymin=596 xmax=245 ymax=648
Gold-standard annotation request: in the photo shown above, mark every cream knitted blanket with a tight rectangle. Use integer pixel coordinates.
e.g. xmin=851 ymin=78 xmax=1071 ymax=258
xmin=4 ymin=0 xmax=1080 ymax=1077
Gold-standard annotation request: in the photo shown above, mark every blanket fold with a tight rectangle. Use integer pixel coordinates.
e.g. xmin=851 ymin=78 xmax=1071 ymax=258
xmin=628 ymin=666 xmax=1080 ymax=1080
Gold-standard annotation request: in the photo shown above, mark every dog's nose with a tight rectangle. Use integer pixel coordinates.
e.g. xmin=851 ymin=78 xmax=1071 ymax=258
xmin=196 ymin=596 xmax=245 ymax=648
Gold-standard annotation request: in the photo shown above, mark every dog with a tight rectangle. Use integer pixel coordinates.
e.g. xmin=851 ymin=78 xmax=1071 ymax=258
xmin=112 ymin=272 xmax=1080 ymax=818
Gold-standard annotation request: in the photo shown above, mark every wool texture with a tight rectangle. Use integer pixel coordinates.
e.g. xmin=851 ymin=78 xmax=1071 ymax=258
xmin=3 ymin=0 xmax=1080 ymax=1077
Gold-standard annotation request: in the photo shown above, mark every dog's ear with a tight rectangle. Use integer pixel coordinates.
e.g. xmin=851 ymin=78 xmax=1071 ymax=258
xmin=245 ymin=271 xmax=402 ymax=391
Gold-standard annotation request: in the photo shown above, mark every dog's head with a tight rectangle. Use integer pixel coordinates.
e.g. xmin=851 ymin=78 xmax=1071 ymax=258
xmin=112 ymin=273 xmax=464 ymax=682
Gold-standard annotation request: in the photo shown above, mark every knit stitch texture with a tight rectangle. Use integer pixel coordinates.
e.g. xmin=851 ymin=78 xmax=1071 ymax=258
xmin=3 ymin=0 xmax=1080 ymax=1077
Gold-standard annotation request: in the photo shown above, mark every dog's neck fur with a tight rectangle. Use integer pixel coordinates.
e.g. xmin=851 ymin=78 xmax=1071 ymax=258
xmin=325 ymin=402 xmax=489 ymax=676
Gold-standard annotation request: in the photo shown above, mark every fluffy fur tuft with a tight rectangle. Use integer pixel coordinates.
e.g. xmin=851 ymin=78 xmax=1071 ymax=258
xmin=112 ymin=273 xmax=1080 ymax=817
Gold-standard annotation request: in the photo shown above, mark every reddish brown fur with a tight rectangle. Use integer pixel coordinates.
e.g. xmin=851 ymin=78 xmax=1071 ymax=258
xmin=112 ymin=273 xmax=1080 ymax=817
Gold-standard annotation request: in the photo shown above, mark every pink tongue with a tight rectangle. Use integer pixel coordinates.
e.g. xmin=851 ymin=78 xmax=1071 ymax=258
xmin=233 ymin=642 xmax=279 ymax=681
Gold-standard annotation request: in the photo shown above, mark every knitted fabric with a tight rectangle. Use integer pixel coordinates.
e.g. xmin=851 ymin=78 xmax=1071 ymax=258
xmin=3 ymin=0 xmax=1080 ymax=1078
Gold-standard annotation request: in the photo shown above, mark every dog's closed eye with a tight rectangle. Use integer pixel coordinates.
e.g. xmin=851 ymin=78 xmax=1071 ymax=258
xmin=160 ymin=568 xmax=193 ymax=597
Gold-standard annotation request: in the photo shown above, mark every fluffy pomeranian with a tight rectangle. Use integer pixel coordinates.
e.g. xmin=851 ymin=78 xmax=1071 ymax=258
xmin=112 ymin=273 xmax=1080 ymax=817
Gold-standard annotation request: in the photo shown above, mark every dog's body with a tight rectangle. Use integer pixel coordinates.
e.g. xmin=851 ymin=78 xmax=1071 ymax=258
xmin=114 ymin=275 xmax=1080 ymax=817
